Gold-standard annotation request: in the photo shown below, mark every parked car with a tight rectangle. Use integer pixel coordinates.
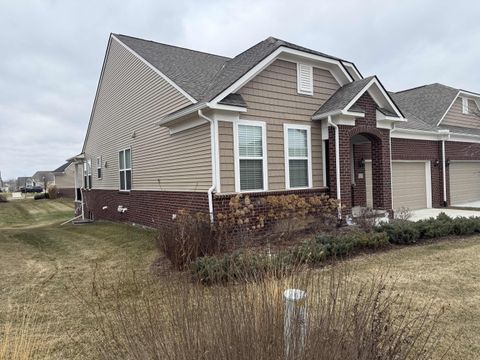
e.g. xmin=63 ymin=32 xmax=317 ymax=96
xmin=19 ymin=186 xmax=43 ymax=193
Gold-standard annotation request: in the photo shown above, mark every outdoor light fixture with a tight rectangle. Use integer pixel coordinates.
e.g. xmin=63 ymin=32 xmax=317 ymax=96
xmin=446 ymin=159 xmax=451 ymax=166
xmin=359 ymin=158 xmax=365 ymax=169
xmin=434 ymin=159 xmax=440 ymax=166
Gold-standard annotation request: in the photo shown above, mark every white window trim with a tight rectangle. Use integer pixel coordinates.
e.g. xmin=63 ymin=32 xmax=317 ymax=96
xmin=118 ymin=148 xmax=132 ymax=192
xmin=297 ymin=63 xmax=314 ymax=95
xmin=462 ymin=97 xmax=469 ymax=114
xmin=233 ymin=119 xmax=268 ymax=193
xmin=283 ymin=124 xmax=313 ymax=190
xmin=96 ymin=156 xmax=102 ymax=179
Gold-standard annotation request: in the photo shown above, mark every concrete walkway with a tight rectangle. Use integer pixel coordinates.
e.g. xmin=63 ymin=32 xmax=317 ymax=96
xmin=452 ymin=200 xmax=480 ymax=208
xmin=410 ymin=208 xmax=480 ymax=221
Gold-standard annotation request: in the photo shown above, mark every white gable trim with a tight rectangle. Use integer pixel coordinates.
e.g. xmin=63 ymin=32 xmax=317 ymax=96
xmin=112 ymin=35 xmax=197 ymax=104
xmin=344 ymin=77 xmax=405 ymax=120
xmin=82 ymin=37 xmax=114 ymax=152
xmin=437 ymin=90 xmax=480 ymax=126
xmin=342 ymin=62 xmax=363 ymax=80
xmin=210 ymin=46 xmax=354 ymax=106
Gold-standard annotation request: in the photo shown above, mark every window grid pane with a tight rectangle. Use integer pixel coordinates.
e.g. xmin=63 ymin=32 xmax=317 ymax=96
xmin=289 ymin=159 xmax=308 ymax=188
xmin=240 ymin=159 xmax=263 ymax=191
xmin=119 ymin=151 xmax=125 ymax=170
xmin=288 ymin=128 xmax=307 ymax=157
xmin=125 ymin=149 xmax=131 ymax=168
xmin=120 ymin=170 xmax=125 ymax=190
xmin=239 ymin=125 xmax=263 ymax=157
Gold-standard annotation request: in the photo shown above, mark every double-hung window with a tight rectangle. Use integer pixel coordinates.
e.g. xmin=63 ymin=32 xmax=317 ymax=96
xmin=96 ymin=156 xmax=102 ymax=179
xmin=119 ymin=149 xmax=132 ymax=191
xmin=83 ymin=159 xmax=92 ymax=189
xmin=235 ymin=121 xmax=267 ymax=192
xmin=284 ymin=124 xmax=312 ymax=189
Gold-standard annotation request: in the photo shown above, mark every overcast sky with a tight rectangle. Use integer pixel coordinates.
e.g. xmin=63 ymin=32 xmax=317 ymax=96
xmin=1 ymin=0 xmax=479 ymax=180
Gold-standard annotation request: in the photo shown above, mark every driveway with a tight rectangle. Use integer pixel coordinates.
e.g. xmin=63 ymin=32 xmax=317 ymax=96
xmin=410 ymin=208 xmax=480 ymax=221
xmin=451 ymin=200 xmax=480 ymax=208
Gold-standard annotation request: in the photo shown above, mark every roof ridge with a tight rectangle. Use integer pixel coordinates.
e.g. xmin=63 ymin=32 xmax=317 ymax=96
xmin=113 ymin=33 xmax=231 ymax=60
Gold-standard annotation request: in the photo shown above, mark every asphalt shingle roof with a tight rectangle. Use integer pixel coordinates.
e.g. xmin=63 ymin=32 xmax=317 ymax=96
xmin=390 ymin=83 xmax=458 ymax=128
xmin=115 ymin=35 xmax=347 ymax=103
xmin=115 ymin=34 xmax=230 ymax=100
xmin=52 ymin=160 xmax=73 ymax=173
xmin=313 ymin=77 xmax=374 ymax=117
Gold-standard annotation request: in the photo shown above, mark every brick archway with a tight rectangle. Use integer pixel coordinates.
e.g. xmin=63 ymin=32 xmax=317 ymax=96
xmin=327 ymin=93 xmax=392 ymax=217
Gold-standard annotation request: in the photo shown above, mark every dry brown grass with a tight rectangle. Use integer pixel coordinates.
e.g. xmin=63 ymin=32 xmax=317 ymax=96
xmin=1 ymin=199 xmax=480 ymax=359
xmin=83 ymin=267 xmax=446 ymax=360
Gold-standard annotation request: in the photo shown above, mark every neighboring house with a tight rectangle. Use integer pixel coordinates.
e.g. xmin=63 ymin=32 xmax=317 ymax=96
xmin=31 ymin=171 xmax=55 ymax=189
xmin=16 ymin=177 xmax=35 ymax=190
xmin=52 ymin=161 xmax=76 ymax=198
xmin=76 ymin=33 xmax=480 ymax=227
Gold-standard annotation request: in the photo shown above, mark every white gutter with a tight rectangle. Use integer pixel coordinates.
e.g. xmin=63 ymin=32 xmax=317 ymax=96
xmin=327 ymin=116 xmax=342 ymax=219
xmin=198 ymin=109 xmax=217 ymax=222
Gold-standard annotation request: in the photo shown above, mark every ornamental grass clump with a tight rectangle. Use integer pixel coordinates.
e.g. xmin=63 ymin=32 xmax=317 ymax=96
xmin=83 ymin=268 xmax=448 ymax=360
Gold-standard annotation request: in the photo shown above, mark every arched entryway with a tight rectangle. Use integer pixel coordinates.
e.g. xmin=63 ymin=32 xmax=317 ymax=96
xmin=328 ymin=125 xmax=392 ymax=217
xmin=350 ymin=132 xmax=384 ymax=211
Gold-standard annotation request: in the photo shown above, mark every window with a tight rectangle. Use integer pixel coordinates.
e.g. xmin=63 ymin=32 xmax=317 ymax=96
xmin=462 ymin=97 xmax=469 ymax=114
xmin=297 ymin=63 xmax=313 ymax=95
xmin=235 ymin=121 xmax=267 ymax=192
xmin=83 ymin=159 xmax=92 ymax=189
xmin=284 ymin=124 xmax=312 ymax=189
xmin=96 ymin=157 xmax=102 ymax=179
xmin=119 ymin=149 xmax=132 ymax=191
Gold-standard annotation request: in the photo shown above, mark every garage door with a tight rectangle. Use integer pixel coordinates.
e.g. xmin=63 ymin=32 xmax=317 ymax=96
xmin=450 ymin=161 xmax=480 ymax=205
xmin=366 ymin=161 xmax=430 ymax=210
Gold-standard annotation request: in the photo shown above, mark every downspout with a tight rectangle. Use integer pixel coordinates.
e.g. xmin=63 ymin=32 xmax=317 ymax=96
xmin=198 ymin=109 xmax=217 ymax=222
xmin=442 ymin=139 xmax=447 ymax=207
xmin=327 ymin=116 xmax=342 ymax=219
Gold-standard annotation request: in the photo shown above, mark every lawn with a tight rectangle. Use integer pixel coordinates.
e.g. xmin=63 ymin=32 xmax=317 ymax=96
xmin=0 ymin=198 xmax=158 ymax=359
xmin=0 ymin=199 xmax=479 ymax=358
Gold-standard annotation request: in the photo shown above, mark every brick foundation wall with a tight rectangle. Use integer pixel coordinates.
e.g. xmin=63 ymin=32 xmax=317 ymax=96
xmin=82 ymin=189 xmax=209 ymax=228
xmin=213 ymin=187 xmax=330 ymax=232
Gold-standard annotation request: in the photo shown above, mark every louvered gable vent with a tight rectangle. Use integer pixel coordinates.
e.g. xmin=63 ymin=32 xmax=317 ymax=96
xmin=297 ymin=63 xmax=313 ymax=95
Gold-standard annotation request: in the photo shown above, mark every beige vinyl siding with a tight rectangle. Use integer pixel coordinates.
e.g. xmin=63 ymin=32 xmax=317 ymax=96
xmin=449 ymin=161 xmax=480 ymax=205
xmin=443 ymin=97 xmax=480 ymax=128
xmin=218 ymin=121 xmax=235 ymax=193
xmin=219 ymin=59 xmax=339 ymax=192
xmin=84 ymin=38 xmax=212 ymax=192
xmin=54 ymin=164 xmax=75 ymax=188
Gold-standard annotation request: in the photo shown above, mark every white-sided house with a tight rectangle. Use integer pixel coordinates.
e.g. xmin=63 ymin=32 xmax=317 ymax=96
xmin=52 ymin=161 xmax=76 ymax=198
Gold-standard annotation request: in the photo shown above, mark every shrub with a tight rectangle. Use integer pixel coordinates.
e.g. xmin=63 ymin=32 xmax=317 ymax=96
xmin=378 ymin=222 xmax=420 ymax=244
xmin=33 ymin=193 xmax=49 ymax=200
xmin=85 ymin=269 xmax=447 ymax=360
xmin=156 ymin=210 xmax=219 ymax=270
xmin=47 ymin=184 xmax=58 ymax=199
xmin=0 ymin=194 xmax=6 ymax=203
xmin=192 ymin=231 xmax=389 ymax=284
xmin=378 ymin=213 xmax=480 ymax=244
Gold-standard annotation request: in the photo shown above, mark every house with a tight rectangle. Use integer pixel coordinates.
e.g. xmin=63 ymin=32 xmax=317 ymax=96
xmin=31 ymin=171 xmax=55 ymax=189
xmin=52 ymin=161 xmax=76 ymax=198
xmin=76 ymin=34 xmax=480 ymax=227
xmin=16 ymin=177 xmax=35 ymax=190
